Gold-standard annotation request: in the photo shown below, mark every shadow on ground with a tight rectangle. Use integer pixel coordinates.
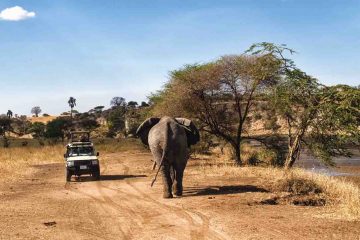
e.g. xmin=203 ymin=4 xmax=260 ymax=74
xmin=72 ymin=174 xmax=147 ymax=182
xmin=100 ymin=174 xmax=147 ymax=181
xmin=184 ymin=185 xmax=268 ymax=197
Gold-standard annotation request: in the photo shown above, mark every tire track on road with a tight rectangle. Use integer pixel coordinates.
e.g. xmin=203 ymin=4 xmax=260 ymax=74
xmin=120 ymin=164 xmax=228 ymax=240
xmin=63 ymin=182 xmax=107 ymax=239
xmin=65 ymin=181 xmax=130 ymax=239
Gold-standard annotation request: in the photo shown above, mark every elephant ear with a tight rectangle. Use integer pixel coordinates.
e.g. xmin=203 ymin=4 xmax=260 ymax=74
xmin=136 ymin=118 xmax=160 ymax=146
xmin=175 ymin=118 xmax=200 ymax=146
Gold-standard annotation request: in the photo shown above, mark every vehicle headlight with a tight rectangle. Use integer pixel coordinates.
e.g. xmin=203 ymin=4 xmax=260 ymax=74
xmin=67 ymin=161 xmax=74 ymax=167
xmin=92 ymin=160 xmax=98 ymax=165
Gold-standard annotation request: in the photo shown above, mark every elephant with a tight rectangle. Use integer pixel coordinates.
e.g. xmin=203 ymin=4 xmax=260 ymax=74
xmin=136 ymin=116 xmax=200 ymax=198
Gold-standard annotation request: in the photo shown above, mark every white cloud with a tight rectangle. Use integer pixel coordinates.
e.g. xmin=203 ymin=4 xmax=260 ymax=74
xmin=0 ymin=6 xmax=35 ymax=21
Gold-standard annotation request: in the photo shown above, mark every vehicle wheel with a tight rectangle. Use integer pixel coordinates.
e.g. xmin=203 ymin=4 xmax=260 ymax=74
xmin=93 ymin=167 xmax=100 ymax=181
xmin=66 ymin=169 xmax=72 ymax=182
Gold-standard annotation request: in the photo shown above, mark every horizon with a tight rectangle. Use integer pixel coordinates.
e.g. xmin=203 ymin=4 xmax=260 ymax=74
xmin=1 ymin=0 xmax=359 ymax=115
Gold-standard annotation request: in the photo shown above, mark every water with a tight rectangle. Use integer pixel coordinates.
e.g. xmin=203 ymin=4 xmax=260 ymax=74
xmin=294 ymin=149 xmax=360 ymax=176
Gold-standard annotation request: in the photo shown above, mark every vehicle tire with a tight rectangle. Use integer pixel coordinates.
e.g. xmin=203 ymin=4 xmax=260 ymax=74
xmin=93 ymin=167 xmax=100 ymax=181
xmin=66 ymin=169 xmax=72 ymax=182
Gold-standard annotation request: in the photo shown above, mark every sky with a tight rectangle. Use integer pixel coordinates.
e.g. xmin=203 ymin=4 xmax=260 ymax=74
xmin=0 ymin=0 xmax=359 ymax=115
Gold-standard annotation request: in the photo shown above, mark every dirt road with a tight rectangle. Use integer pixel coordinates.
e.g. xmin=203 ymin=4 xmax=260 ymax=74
xmin=1 ymin=150 xmax=359 ymax=239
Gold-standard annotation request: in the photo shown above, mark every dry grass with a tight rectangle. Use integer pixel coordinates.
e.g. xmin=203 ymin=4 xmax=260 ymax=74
xmin=0 ymin=138 xmax=145 ymax=180
xmin=28 ymin=116 xmax=57 ymax=124
xmin=0 ymin=145 xmax=64 ymax=179
xmin=192 ymin=159 xmax=360 ymax=219
xmin=1 ymin=138 xmax=359 ymax=219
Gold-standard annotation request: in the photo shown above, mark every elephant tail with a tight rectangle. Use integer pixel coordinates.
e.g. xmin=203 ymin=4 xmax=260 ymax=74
xmin=150 ymin=122 xmax=170 ymax=187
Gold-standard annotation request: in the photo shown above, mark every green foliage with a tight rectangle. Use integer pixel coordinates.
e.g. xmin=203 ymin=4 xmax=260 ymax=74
xmin=254 ymin=112 xmax=262 ymax=120
xmin=106 ymin=107 xmax=126 ymax=136
xmin=0 ymin=117 xmax=12 ymax=147
xmin=93 ymin=106 xmax=105 ymax=113
xmin=149 ymin=44 xmax=289 ymax=164
xmin=29 ymin=122 xmax=46 ymax=139
xmin=246 ymin=42 xmax=297 ymax=73
xmin=110 ymin=97 xmax=126 ymax=108
xmin=127 ymin=101 xmax=138 ymax=108
xmin=264 ymin=116 xmax=280 ymax=131
xmin=306 ymin=85 xmax=360 ymax=165
xmin=149 ymin=42 xmax=359 ymax=167
xmin=270 ymin=68 xmax=360 ymax=166
xmin=45 ymin=117 xmax=71 ymax=140
xmin=68 ymin=97 xmax=76 ymax=108
xmin=140 ymin=101 xmax=149 ymax=107
xmin=78 ymin=118 xmax=100 ymax=132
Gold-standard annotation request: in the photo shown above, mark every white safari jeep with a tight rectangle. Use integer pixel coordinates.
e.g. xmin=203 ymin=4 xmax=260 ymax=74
xmin=64 ymin=131 xmax=100 ymax=182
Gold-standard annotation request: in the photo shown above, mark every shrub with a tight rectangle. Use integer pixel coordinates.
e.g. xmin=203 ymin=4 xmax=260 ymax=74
xmin=254 ymin=112 xmax=262 ymax=120
xmin=240 ymin=143 xmax=278 ymax=166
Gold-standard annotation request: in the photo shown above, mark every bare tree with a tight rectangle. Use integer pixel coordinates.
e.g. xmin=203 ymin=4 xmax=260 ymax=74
xmin=110 ymin=97 xmax=126 ymax=108
xmin=31 ymin=106 xmax=42 ymax=117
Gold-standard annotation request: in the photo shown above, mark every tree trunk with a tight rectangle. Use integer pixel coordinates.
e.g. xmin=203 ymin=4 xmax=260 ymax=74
xmin=284 ymin=135 xmax=301 ymax=169
xmin=232 ymin=142 xmax=242 ymax=166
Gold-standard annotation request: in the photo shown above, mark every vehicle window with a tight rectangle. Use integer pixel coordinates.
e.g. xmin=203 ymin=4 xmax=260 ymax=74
xmin=68 ymin=147 xmax=94 ymax=156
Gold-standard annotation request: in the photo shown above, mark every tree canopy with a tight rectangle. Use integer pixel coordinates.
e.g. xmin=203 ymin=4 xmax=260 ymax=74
xmin=149 ymin=42 xmax=360 ymax=167
xmin=31 ymin=106 xmax=42 ymax=117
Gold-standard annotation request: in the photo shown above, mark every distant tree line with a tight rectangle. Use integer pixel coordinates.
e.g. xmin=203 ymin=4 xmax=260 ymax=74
xmin=0 ymin=96 xmax=151 ymax=147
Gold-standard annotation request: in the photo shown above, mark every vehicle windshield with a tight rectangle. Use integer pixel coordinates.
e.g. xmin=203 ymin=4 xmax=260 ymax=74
xmin=68 ymin=146 xmax=94 ymax=156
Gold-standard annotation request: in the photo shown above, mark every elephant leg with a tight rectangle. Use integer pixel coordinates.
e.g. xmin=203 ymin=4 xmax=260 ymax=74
xmin=173 ymin=167 xmax=184 ymax=197
xmin=170 ymin=166 xmax=175 ymax=185
xmin=171 ymin=166 xmax=177 ymax=194
xmin=161 ymin=163 xmax=173 ymax=198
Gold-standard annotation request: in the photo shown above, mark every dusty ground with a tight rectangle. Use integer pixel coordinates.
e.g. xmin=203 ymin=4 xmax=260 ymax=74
xmin=1 ymin=150 xmax=360 ymax=240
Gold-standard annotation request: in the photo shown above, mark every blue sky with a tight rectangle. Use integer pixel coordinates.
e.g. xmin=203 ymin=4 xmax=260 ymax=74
xmin=0 ymin=0 xmax=359 ymax=115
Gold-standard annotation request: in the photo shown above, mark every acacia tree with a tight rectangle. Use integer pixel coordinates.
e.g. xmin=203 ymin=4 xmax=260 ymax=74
xmin=272 ymin=72 xmax=360 ymax=168
xmin=68 ymin=97 xmax=76 ymax=120
xmin=29 ymin=122 xmax=46 ymax=145
xmin=244 ymin=43 xmax=360 ymax=168
xmin=127 ymin=101 xmax=138 ymax=108
xmin=31 ymin=106 xmax=42 ymax=117
xmin=151 ymin=49 xmax=283 ymax=165
xmin=45 ymin=118 xmax=72 ymax=142
xmin=110 ymin=97 xmax=126 ymax=108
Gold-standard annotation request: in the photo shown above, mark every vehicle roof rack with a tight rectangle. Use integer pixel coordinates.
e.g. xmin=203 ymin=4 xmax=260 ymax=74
xmin=67 ymin=141 xmax=93 ymax=147
xmin=68 ymin=131 xmax=91 ymax=143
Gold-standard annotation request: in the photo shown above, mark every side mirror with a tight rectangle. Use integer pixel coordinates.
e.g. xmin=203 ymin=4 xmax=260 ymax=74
xmin=97 ymin=152 xmax=100 ymax=156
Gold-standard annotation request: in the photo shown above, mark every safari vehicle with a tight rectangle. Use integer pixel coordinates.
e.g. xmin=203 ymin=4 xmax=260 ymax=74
xmin=64 ymin=131 xmax=100 ymax=182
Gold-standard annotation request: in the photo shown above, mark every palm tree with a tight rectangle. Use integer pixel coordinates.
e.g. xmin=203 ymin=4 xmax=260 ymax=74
xmin=68 ymin=97 xmax=76 ymax=119
xmin=6 ymin=110 xmax=13 ymax=118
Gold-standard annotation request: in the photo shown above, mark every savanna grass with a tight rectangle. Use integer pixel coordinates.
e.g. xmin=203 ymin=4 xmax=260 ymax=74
xmin=0 ymin=138 xmax=145 ymax=180
xmin=191 ymin=155 xmax=360 ymax=220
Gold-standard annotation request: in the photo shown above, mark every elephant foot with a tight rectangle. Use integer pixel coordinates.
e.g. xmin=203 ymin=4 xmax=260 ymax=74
xmin=163 ymin=192 xmax=173 ymax=199
xmin=174 ymin=190 xmax=183 ymax=197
